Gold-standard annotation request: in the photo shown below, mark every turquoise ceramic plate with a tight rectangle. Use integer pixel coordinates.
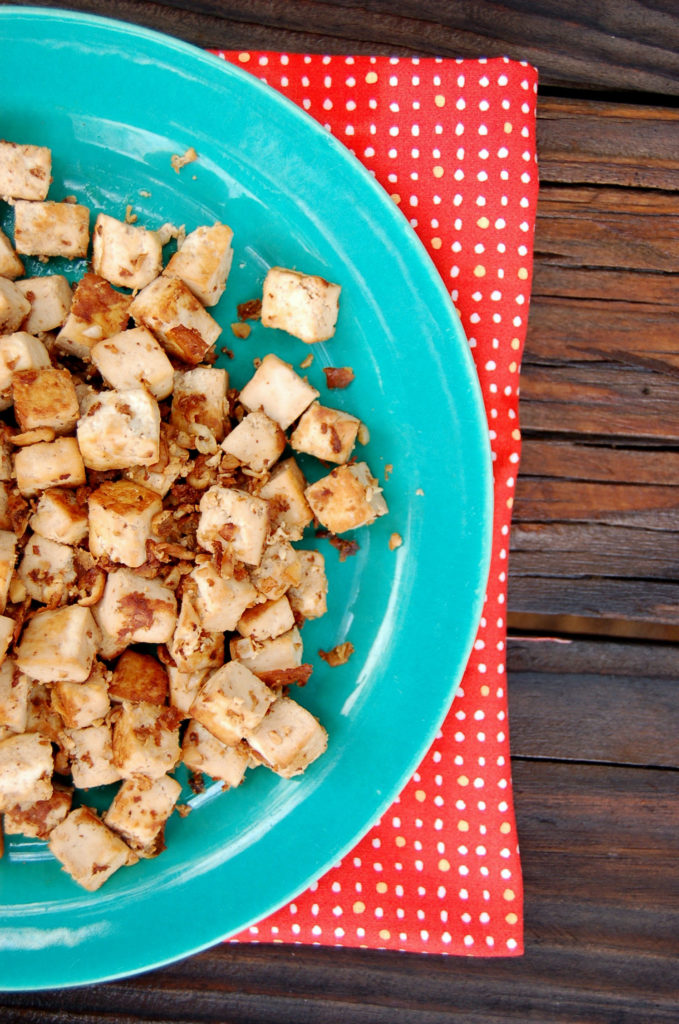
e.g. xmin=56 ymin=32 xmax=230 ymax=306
xmin=0 ymin=8 xmax=492 ymax=990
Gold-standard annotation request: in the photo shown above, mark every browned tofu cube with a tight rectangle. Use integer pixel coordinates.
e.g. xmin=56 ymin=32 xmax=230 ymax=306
xmin=92 ymin=213 xmax=162 ymax=291
xmin=259 ymin=457 xmax=314 ymax=542
xmin=171 ymin=366 xmax=229 ymax=443
xmin=88 ymin=479 xmax=162 ymax=568
xmin=0 ymin=279 xmax=31 ymax=334
xmin=17 ymin=531 xmax=76 ymax=605
xmin=245 ymin=696 xmax=327 ymax=778
xmin=14 ymin=275 xmax=73 ymax=334
xmin=163 ymin=222 xmax=234 ymax=307
xmin=167 ymin=588 xmax=226 ymax=675
xmin=52 ymin=667 xmax=110 ymax=731
xmin=249 ymin=541 xmax=302 ymax=603
xmin=3 ymin=784 xmax=72 ymax=839
xmin=76 ymin=388 xmax=161 ymax=471
xmin=181 ymin=720 xmax=249 ymax=788
xmin=111 ymin=702 xmax=182 ymax=780
xmin=0 ymin=731 xmax=53 ymax=812
xmin=289 ymin=401 xmax=360 ymax=464
xmin=0 ymin=141 xmax=51 ymax=201
xmin=189 ymin=661 xmax=275 ymax=746
xmin=0 ymin=226 xmax=24 ymax=279
xmin=196 ymin=485 xmax=269 ymax=566
xmin=129 ymin=275 xmax=221 ymax=365
xmin=104 ymin=773 xmax=181 ymax=857
xmin=0 ymin=331 xmax=51 ymax=406
xmin=14 ymin=200 xmax=89 ymax=259
xmin=16 ymin=604 xmax=99 ymax=683
xmin=287 ymin=549 xmax=328 ymax=621
xmin=0 ymin=657 xmax=28 ymax=733
xmin=230 ymin=626 xmax=304 ymax=676
xmin=239 ymin=353 xmax=318 ymax=430
xmin=236 ymin=595 xmax=295 ymax=642
xmin=221 ymin=410 xmax=286 ymax=474
xmin=261 ymin=266 xmax=340 ymax=344
xmin=93 ymin=568 xmax=177 ymax=646
xmin=12 ymin=366 xmax=79 ymax=434
xmin=14 ymin=436 xmax=87 ymax=496
xmin=29 ymin=487 xmax=89 ymax=546
xmin=60 ymin=722 xmax=121 ymax=788
xmin=109 ymin=649 xmax=169 ymax=706
xmin=56 ymin=273 xmax=132 ymax=361
xmin=305 ymin=462 xmax=389 ymax=534
xmin=48 ymin=806 xmax=137 ymax=891
xmin=25 ymin=681 xmax=63 ymax=742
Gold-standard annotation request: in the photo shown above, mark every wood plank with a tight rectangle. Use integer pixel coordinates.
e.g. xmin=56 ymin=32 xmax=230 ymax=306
xmin=514 ymin=477 xmax=679 ymax=530
xmin=507 ymin=637 xmax=679 ymax=765
xmin=508 ymin=575 xmax=679 ymax=624
xmin=510 ymin=522 xmax=679 ymax=579
xmin=519 ymin=439 xmax=679 ymax=485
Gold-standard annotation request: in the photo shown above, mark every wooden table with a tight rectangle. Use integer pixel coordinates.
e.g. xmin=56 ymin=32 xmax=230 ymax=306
xmin=3 ymin=2 xmax=678 ymax=1020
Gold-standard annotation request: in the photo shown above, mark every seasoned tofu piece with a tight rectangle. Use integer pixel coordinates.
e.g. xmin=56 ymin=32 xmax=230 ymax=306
xmin=239 ymin=353 xmax=318 ymax=430
xmin=0 ymin=482 xmax=10 ymax=531
xmin=12 ymin=366 xmax=80 ymax=434
xmin=0 ymin=141 xmax=51 ymax=201
xmin=52 ymin=665 xmax=110 ymax=730
xmin=0 ymin=331 xmax=51 ymax=402
xmin=56 ymin=273 xmax=132 ymax=361
xmin=221 ymin=410 xmax=286 ymax=474
xmin=88 ymin=479 xmax=162 ymax=568
xmin=76 ymin=387 xmax=161 ymax=471
xmin=111 ymin=702 xmax=182 ymax=780
xmin=29 ymin=487 xmax=89 ymax=546
xmin=305 ymin=461 xmax=388 ymax=534
xmin=167 ymin=587 xmax=226 ymax=674
xmin=124 ymin=429 xmax=191 ymax=497
xmin=0 ymin=530 xmax=16 ymax=614
xmin=236 ymin=594 xmax=295 ymax=642
xmin=245 ymin=696 xmax=328 ymax=778
xmin=48 ymin=806 xmax=137 ymax=891
xmin=0 ymin=731 xmax=53 ymax=811
xmin=61 ymin=721 xmax=121 ymax=788
xmin=0 ymin=227 xmax=24 ymax=280
xmin=0 ymin=434 xmax=11 ymax=481
xmin=181 ymin=721 xmax=249 ymax=788
xmin=93 ymin=568 xmax=177 ymax=646
xmin=261 ymin=266 xmax=341 ymax=344
xmin=0 ymin=615 xmax=14 ymax=667
xmin=14 ymin=436 xmax=86 ymax=496
xmin=290 ymin=401 xmax=360 ymax=465
xmin=197 ymin=486 xmax=269 ymax=567
xmin=249 ymin=541 xmax=302 ymax=602
xmin=190 ymin=560 xmax=258 ymax=633
xmin=171 ymin=366 xmax=228 ymax=443
xmin=92 ymin=213 xmax=162 ymax=290
xmin=163 ymin=222 xmax=234 ymax=307
xmin=91 ymin=327 xmax=175 ymax=400
xmin=259 ymin=457 xmax=314 ymax=542
xmin=16 ymin=605 xmax=100 ymax=683
xmin=0 ymin=658 xmax=29 ymax=733
xmin=14 ymin=199 xmax=89 ymax=259
xmin=17 ymin=531 xmax=76 ymax=604
xmin=190 ymin=661 xmax=275 ymax=746
xmin=0 ymin=280 xmax=32 ymax=336
xmin=168 ymin=665 xmax=208 ymax=718
xmin=129 ymin=275 xmax=221 ymax=365
xmin=104 ymin=773 xmax=181 ymax=857
xmin=287 ymin=549 xmax=328 ymax=620
xmin=109 ymin=649 xmax=169 ymax=706
xmin=14 ymin=274 xmax=72 ymax=333
xmin=3 ymin=784 xmax=72 ymax=839
xmin=230 ymin=626 xmax=304 ymax=675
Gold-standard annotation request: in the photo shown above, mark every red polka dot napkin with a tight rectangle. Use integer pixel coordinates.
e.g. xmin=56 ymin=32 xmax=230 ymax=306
xmin=215 ymin=51 xmax=538 ymax=956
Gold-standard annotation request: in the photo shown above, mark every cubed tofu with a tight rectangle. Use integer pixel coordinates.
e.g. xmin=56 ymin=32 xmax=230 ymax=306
xmin=48 ymin=806 xmax=137 ymax=891
xmin=52 ymin=666 xmax=110 ymax=730
xmin=92 ymin=213 xmax=162 ymax=290
xmin=0 ymin=280 xmax=32 ymax=336
xmin=249 ymin=541 xmax=302 ymax=603
xmin=14 ymin=275 xmax=72 ymax=333
xmin=93 ymin=568 xmax=177 ymax=646
xmin=3 ymin=784 xmax=72 ymax=839
xmin=12 ymin=366 xmax=80 ymax=434
xmin=259 ymin=457 xmax=314 ymax=542
xmin=0 ymin=141 xmax=51 ymax=201
xmin=0 ymin=332 xmax=51 ymax=403
xmin=104 ymin=773 xmax=181 ymax=857
xmin=14 ymin=199 xmax=89 ymax=258
xmin=221 ymin=410 xmax=286 ymax=474
xmin=236 ymin=595 xmax=295 ymax=642
xmin=171 ymin=366 xmax=228 ymax=443
xmin=29 ymin=488 xmax=89 ymax=546
xmin=289 ymin=401 xmax=360 ymax=465
xmin=245 ymin=696 xmax=327 ymax=778
xmin=109 ymin=649 xmax=169 ymax=706
xmin=91 ymin=326 xmax=175 ymax=400
xmin=124 ymin=431 xmax=191 ymax=497
xmin=76 ymin=387 xmax=161 ymax=471
xmin=191 ymin=560 xmax=258 ymax=633
xmin=167 ymin=665 xmax=208 ymax=718
xmin=238 ymin=353 xmax=318 ymax=430
xmin=56 ymin=273 xmax=132 ymax=361
xmin=0 ymin=731 xmax=53 ymax=811
xmin=261 ymin=266 xmax=340 ymax=344
xmin=14 ymin=437 xmax=86 ymax=496
xmin=61 ymin=721 xmax=121 ymax=788
xmin=197 ymin=485 xmax=269 ymax=567
xmin=17 ymin=531 xmax=75 ymax=604
xmin=287 ymin=549 xmax=328 ymax=620
xmin=0 ymin=482 xmax=10 ymax=530
xmin=0 ymin=530 xmax=16 ymax=614
xmin=181 ymin=721 xmax=249 ymax=787
xmin=0 ymin=615 xmax=14 ymax=667
xmin=0 ymin=227 xmax=24 ymax=280
xmin=111 ymin=702 xmax=182 ymax=780
xmin=163 ymin=222 xmax=234 ymax=307
xmin=16 ymin=605 xmax=100 ymax=683
xmin=25 ymin=681 xmax=63 ymax=743
xmin=305 ymin=461 xmax=388 ymax=534
xmin=167 ymin=588 xmax=225 ymax=674
xmin=230 ymin=626 xmax=304 ymax=675
xmin=88 ymin=479 xmax=162 ymax=568
xmin=129 ymin=275 xmax=221 ymax=365
xmin=189 ymin=661 xmax=275 ymax=746
xmin=0 ymin=658 xmax=29 ymax=733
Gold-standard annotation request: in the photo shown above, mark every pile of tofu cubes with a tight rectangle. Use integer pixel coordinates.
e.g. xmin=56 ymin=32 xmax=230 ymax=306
xmin=0 ymin=139 xmax=388 ymax=890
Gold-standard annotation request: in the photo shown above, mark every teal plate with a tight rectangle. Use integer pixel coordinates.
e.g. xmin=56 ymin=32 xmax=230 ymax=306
xmin=0 ymin=8 xmax=492 ymax=990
